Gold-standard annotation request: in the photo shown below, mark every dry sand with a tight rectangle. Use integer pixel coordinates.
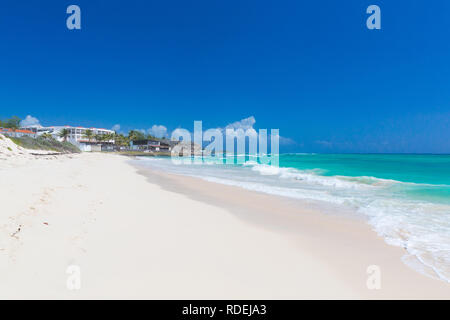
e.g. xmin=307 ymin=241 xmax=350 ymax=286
xmin=0 ymin=142 xmax=449 ymax=299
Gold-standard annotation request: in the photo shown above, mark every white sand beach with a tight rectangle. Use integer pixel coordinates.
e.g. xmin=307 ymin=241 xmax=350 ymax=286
xmin=0 ymin=139 xmax=449 ymax=299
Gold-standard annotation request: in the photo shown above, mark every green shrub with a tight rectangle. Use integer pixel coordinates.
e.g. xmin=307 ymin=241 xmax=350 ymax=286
xmin=9 ymin=136 xmax=81 ymax=153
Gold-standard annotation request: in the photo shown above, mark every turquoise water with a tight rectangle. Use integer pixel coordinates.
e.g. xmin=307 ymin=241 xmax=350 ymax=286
xmin=281 ymin=154 xmax=450 ymax=185
xmin=280 ymin=154 xmax=450 ymax=204
xmin=137 ymin=154 xmax=450 ymax=282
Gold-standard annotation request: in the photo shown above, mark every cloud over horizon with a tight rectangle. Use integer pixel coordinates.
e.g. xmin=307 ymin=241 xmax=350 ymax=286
xmin=131 ymin=116 xmax=296 ymax=148
xmin=148 ymin=125 xmax=168 ymax=138
xmin=224 ymin=116 xmax=256 ymax=132
xmin=223 ymin=116 xmax=296 ymax=146
xmin=111 ymin=124 xmax=121 ymax=132
xmin=20 ymin=115 xmax=41 ymax=127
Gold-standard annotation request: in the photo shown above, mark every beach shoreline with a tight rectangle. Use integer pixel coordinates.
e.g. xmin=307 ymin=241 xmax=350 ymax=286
xmin=131 ymin=159 xmax=450 ymax=299
xmin=0 ymin=152 xmax=448 ymax=299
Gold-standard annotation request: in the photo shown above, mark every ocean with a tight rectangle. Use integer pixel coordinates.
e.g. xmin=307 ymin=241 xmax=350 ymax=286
xmin=135 ymin=153 xmax=450 ymax=282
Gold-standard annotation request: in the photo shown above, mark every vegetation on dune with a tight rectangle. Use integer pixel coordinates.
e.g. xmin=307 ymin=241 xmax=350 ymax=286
xmin=10 ymin=136 xmax=81 ymax=153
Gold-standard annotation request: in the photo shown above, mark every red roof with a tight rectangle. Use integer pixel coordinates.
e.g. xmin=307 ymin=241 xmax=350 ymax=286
xmin=0 ymin=128 xmax=35 ymax=134
xmin=17 ymin=129 xmax=35 ymax=134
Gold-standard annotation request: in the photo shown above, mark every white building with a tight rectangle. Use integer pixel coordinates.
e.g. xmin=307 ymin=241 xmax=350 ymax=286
xmin=23 ymin=125 xmax=115 ymax=152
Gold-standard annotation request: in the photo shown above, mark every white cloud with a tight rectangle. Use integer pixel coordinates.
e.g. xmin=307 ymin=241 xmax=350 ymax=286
xmin=147 ymin=125 xmax=168 ymax=138
xmin=279 ymin=136 xmax=297 ymax=146
xmin=111 ymin=124 xmax=121 ymax=132
xmin=223 ymin=116 xmax=295 ymax=145
xmin=20 ymin=115 xmax=41 ymax=127
xmin=220 ymin=116 xmax=258 ymax=137
xmin=171 ymin=128 xmax=191 ymax=141
xmin=224 ymin=116 xmax=256 ymax=131
xmin=167 ymin=116 xmax=297 ymax=147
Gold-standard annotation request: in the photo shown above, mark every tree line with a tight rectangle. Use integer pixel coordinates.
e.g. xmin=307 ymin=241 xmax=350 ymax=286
xmin=0 ymin=116 xmax=21 ymax=129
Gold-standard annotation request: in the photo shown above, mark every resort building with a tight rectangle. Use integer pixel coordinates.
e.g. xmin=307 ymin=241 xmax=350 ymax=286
xmin=0 ymin=128 xmax=37 ymax=138
xmin=22 ymin=125 xmax=115 ymax=152
xmin=130 ymin=139 xmax=171 ymax=152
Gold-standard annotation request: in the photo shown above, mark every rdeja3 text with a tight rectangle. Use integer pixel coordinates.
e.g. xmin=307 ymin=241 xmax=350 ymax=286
xmin=182 ymin=304 xmax=267 ymax=317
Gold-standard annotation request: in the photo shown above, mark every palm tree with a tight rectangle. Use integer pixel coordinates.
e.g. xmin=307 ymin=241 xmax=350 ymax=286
xmin=83 ymin=129 xmax=94 ymax=142
xmin=94 ymin=134 xmax=104 ymax=142
xmin=59 ymin=129 xmax=70 ymax=142
xmin=114 ymin=133 xmax=129 ymax=148
xmin=41 ymin=133 xmax=53 ymax=140
xmin=145 ymin=133 xmax=158 ymax=140
xmin=104 ymin=132 xmax=115 ymax=143
xmin=128 ymin=130 xmax=145 ymax=142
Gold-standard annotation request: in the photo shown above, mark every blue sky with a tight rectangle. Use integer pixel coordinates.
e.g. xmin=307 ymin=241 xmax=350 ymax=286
xmin=0 ymin=0 xmax=449 ymax=153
